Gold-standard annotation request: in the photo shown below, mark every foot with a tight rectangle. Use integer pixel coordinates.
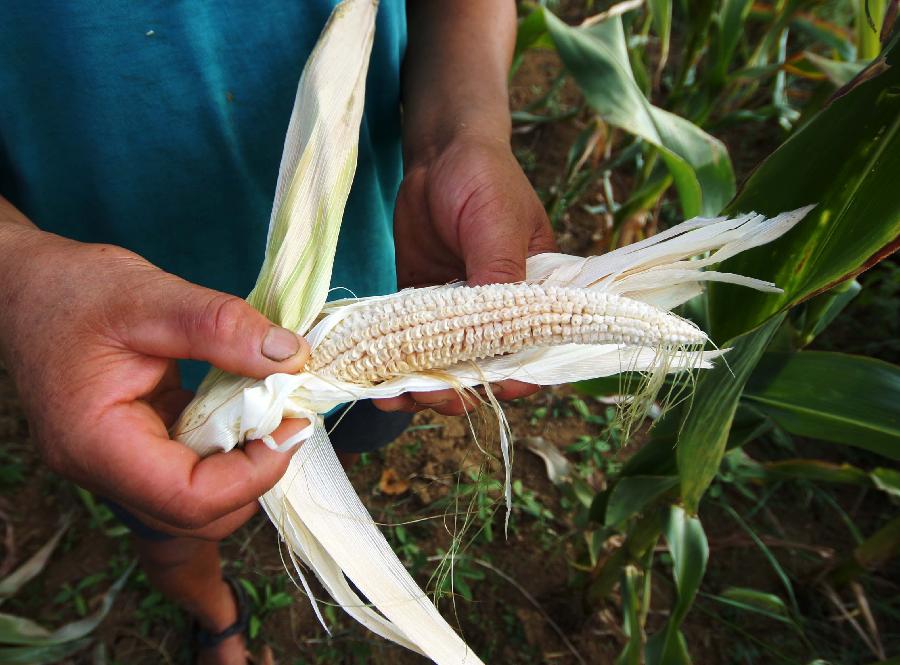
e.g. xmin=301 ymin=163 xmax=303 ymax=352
xmin=195 ymin=578 xmax=250 ymax=665
xmin=197 ymin=632 xmax=247 ymax=665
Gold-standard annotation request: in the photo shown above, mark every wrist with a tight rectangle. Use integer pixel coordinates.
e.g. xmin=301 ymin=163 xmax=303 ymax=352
xmin=402 ymin=1 xmax=516 ymax=168
xmin=403 ymin=104 xmax=512 ymax=170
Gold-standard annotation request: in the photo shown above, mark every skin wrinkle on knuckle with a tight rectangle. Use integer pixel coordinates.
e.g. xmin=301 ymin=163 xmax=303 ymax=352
xmin=153 ymin=478 xmax=215 ymax=530
xmin=470 ymin=255 xmax=523 ymax=284
xmin=455 ymin=179 xmax=514 ymax=233
xmin=191 ymin=294 xmax=250 ymax=358
xmin=166 ymin=498 xmax=213 ymax=531
xmin=209 ymin=295 xmax=249 ymax=340
xmin=99 ymin=271 xmax=178 ymax=351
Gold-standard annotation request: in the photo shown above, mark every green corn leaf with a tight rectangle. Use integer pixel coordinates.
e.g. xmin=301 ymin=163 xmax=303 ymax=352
xmin=604 ymin=476 xmax=679 ymax=526
xmin=762 ymin=459 xmax=871 ymax=485
xmin=871 ymin=467 xmax=900 ymax=498
xmin=719 ymin=587 xmax=792 ymax=617
xmin=663 ymin=507 xmax=709 ymax=626
xmin=513 ymin=8 xmax=555 ymax=74
xmin=536 ymin=10 xmax=735 ymax=217
xmin=0 ymin=639 xmax=93 ymax=664
xmin=747 ymin=0 xmax=816 ymax=69
xmin=792 ymin=15 xmax=857 ymax=61
xmin=744 ymin=351 xmax=900 ymax=459
xmin=795 ymin=279 xmax=861 ymax=347
xmin=0 ymin=520 xmax=68 ymax=602
xmin=615 ymin=566 xmax=644 ymax=665
xmin=708 ymin=25 xmax=900 ymax=342
xmin=856 ymin=0 xmax=889 ymax=60
xmin=720 ymin=501 xmax=799 ymax=612
xmin=646 ymin=506 xmax=708 ymax=665
xmin=802 ymin=51 xmax=869 ymax=87
xmin=754 ymin=460 xmax=900 ymax=500
xmin=0 ymin=563 xmax=132 ymax=646
xmin=647 ymin=0 xmax=672 ymax=72
xmin=709 ymin=0 xmax=755 ymax=86
xmin=704 ymin=587 xmax=799 ymax=628
xmin=829 ymin=514 xmax=900 ymax=586
xmin=677 ymin=315 xmax=784 ymax=514
xmin=246 ymin=2 xmax=376 ymax=335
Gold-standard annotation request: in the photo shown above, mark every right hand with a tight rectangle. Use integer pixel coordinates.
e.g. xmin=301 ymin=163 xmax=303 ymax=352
xmin=0 ymin=225 xmax=311 ymax=540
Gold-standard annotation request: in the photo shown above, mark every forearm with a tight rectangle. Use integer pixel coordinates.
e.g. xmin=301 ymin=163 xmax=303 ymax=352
xmin=402 ymin=1 xmax=517 ymax=163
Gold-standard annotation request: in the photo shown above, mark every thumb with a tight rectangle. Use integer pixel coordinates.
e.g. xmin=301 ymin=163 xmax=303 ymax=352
xmin=121 ymin=276 xmax=310 ymax=379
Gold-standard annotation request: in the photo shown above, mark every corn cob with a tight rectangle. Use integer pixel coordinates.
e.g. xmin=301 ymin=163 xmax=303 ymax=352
xmin=309 ymin=284 xmax=707 ymax=385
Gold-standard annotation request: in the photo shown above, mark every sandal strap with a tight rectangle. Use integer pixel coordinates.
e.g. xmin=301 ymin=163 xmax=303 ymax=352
xmin=194 ymin=576 xmax=251 ymax=650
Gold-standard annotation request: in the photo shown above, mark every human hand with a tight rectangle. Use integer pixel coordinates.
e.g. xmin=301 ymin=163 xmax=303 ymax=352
xmin=377 ymin=133 xmax=557 ymax=416
xmin=0 ymin=226 xmax=310 ymax=540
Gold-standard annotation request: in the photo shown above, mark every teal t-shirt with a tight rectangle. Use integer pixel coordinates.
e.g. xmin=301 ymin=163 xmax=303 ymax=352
xmin=0 ymin=1 xmax=405 ymax=305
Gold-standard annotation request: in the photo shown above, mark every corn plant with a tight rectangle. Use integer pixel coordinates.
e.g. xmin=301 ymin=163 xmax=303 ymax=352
xmin=533 ymin=8 xmax=900 ymax=664
xmin=515 ymin=0 xmax=892 ymax=246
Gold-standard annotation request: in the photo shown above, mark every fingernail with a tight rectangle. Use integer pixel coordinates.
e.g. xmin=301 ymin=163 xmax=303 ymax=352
xmin=262 ymin=326 xmax=302 ymax=362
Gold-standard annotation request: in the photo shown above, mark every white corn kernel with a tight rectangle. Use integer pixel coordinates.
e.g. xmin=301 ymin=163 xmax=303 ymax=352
xmin=309 ymin=283 xmax=707 ymax=385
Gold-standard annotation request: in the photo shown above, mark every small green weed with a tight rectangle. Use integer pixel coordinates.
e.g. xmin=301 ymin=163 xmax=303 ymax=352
xmin=0 ymin=447 xmax=26 ymax=488
xmin=237 ymin=575 xmax=294 ymax=640
xmin=53 ymin=572 xmax=108 ymax=617
xmin=432 ymin=551 xmax=486 ymax=603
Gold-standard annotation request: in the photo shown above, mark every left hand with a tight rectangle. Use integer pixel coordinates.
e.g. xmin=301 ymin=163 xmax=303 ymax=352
xmin=375 ymin=133 xmax=557 ymax=416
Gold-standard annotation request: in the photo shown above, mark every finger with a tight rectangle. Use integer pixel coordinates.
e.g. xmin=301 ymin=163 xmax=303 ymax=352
xmin=526 ymin=208 xmax=560 ymax=257
xmin=372 ymin=394 xmax=419 ymax=413
xmin=489 ymin=380 xmax=541 ymax=401
xmin=113 ymin=275 xmax=310 ymax=380
xmin=408 ymin=389 xmax=479 ymax=416
xmin=86 ymin=411 xmax=310 ymax=530
xmin=126 ymin=500 xmax=259 ymax=541
xmin=143 ymin=361 xmax=193 ymax=427
xmin=460 ymin=203 xmax=529 ymax=286
xmin=374 ymin=381 xmax=539 ymax=416
xmin=145 ymin=386 xmax=195 ymax=428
